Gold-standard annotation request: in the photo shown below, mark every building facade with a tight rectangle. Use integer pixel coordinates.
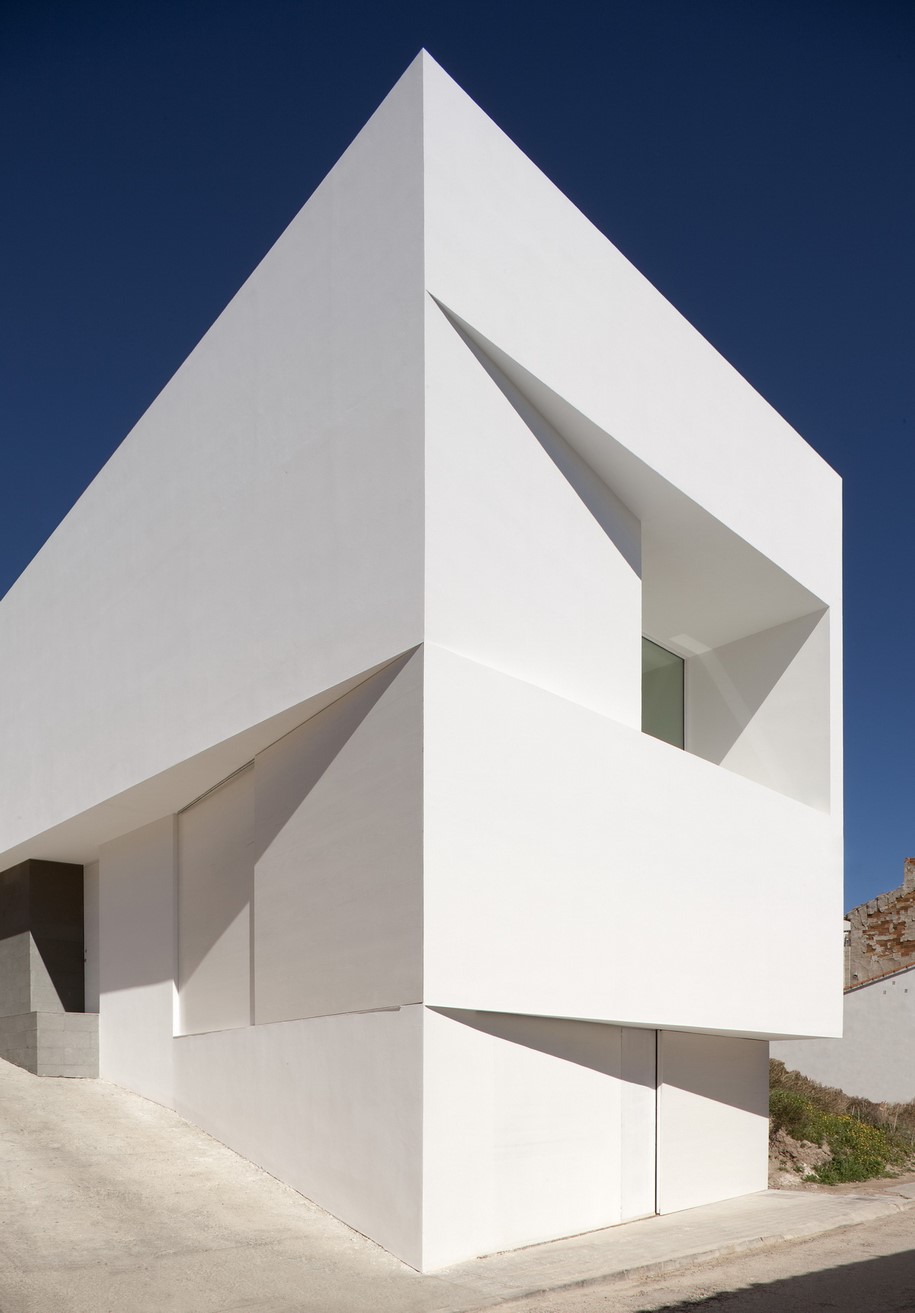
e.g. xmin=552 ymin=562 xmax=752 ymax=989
xmin=0 ymin=54 xmax=843 ymax=1270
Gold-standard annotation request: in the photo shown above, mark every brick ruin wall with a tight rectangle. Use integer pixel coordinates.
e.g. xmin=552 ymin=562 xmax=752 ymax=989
xmin=847 ymin=858 xmax=915 ymax=986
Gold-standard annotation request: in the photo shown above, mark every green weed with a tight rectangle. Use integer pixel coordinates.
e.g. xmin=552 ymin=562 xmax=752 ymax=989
xmin=769 ymin=1062 xmax=915 ymax=1184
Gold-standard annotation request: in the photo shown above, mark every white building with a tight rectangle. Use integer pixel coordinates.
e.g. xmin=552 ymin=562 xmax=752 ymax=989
xmin=0 ymin=53 xmax=843 ymax=1271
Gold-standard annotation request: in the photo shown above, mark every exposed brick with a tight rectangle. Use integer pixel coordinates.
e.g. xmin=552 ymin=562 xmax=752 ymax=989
xmin=847 ymin=860 xmax=915 ymax=985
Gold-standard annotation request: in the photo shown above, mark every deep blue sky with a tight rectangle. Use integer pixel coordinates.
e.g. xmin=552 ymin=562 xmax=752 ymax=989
xmin=2 ymin=1 xmax=912 ymax=909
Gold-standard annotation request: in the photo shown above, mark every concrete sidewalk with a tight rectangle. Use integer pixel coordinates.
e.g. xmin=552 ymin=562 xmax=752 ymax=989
xmin=1 ymin=1059 xmax=912 ymax=1313
xmin=442 ymin=1185 xmax=915 ymax=1306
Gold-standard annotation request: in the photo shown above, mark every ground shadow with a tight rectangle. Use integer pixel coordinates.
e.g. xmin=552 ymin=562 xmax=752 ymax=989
xmin=637 ymin=1244 xmax=915 ymax=1311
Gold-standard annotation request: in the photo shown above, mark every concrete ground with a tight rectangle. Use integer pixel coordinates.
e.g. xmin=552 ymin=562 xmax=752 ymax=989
xmin=505 ymin=1206 xmax=915 ymax=1311
xmin=1 ymin=1058 xmax=914 ymax=1313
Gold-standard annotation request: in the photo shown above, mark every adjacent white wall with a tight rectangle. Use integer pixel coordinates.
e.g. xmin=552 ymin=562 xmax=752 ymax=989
xmin=773 ymin=969 xmax=915 ymax=1103
xmin=657 ymin=1031 xmax=769 ymax=1214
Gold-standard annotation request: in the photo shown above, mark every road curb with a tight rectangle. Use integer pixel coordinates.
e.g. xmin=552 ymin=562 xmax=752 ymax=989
xmin=454 ymin=1192 xmax=915 ymax=1309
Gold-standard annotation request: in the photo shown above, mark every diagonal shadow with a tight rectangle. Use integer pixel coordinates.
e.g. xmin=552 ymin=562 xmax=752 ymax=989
xmin=431 ymin=296 xmax=641 ymax=576
xmin=430 ymin=1008 xmax=657 ymax=1087
xmin=176 ymin=649 xmax=419 ymax=987
xmin=660 ymin=1035 xmax=769 ymax=1119
xmin=99 ymin=650 xmax=422 ymax=998
xmin=250 ymin=647 xmax=419 ymax=866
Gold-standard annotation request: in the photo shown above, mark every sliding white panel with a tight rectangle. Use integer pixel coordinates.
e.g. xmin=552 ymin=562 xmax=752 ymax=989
xmin=621 ymin=1026 xmax=657 ymax=1220
xmin=178 ymin=767 xmax=253 ymax=1035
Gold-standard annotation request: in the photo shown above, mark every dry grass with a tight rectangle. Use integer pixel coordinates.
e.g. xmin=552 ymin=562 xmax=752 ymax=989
xmin=770 ymin=1060 xmax=915 ymax=1141
xmin=771 ymin=1060 xmax=915 ymax=1182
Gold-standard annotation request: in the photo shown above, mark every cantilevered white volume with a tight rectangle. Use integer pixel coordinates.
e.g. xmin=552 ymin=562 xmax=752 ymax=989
xmin=0 ymin=53 xmax=842 ymax=1270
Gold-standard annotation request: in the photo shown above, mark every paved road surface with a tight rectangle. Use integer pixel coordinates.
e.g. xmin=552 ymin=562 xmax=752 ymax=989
xmin=505 ymin=1209 xmax=915 ymax=1312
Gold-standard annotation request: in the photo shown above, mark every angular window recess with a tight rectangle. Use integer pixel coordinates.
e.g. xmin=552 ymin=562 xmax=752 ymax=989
xmin=642 ymin=638 xmax=684 ymax=749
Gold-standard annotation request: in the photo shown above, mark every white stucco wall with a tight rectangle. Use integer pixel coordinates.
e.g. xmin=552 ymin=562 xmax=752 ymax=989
xmin=424 ymin=295 xmax=642 ymax=727
xmin=421 ymin=1009 xmax=657 ymax=1270
xmin=252 ymin=650 xmax=423 ymax=1025
xmin=421 ymin=56 xmax=841 ymax=611
xmin=657 ymin=1031 xmax=769 ymax=1214
xmin=423 ymin=643 xmax=841 ymax=1039
xmin=419 ymin=56 xmax=841 ymax=1048
xmin=0 ymin=54 xmax=427 ymax=863
xmin=98 ymin=798 xmax=425 ymax=1268
xmin=773 ymin=968 xmax=915 ymax=1104
xmin=687 ymin=611 xmax=831 ymax=809
xmin=174 ymin=1006 xmax=425 ymax=1269
xmin=98 ymin=817 xmax=176 ymax=1109
xmin=178 ymin=766 xmax=254 ymax=1035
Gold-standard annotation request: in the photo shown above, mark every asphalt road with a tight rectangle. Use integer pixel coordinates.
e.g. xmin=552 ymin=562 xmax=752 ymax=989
xmin=502 ymin=1209 xmax=915 ymax=1312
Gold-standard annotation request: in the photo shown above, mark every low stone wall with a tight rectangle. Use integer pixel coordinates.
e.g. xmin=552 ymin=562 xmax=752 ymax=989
xmin=0 ymin=1011 xmax=98 ymax=1078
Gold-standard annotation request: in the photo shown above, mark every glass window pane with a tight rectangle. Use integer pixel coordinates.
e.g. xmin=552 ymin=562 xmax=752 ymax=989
xmin=642 ymin=638 xmax=684 ymax=749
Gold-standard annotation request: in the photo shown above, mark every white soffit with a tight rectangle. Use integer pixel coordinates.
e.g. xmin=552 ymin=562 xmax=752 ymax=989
xmin=434 ymin=300 xmax=825 ymax=653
